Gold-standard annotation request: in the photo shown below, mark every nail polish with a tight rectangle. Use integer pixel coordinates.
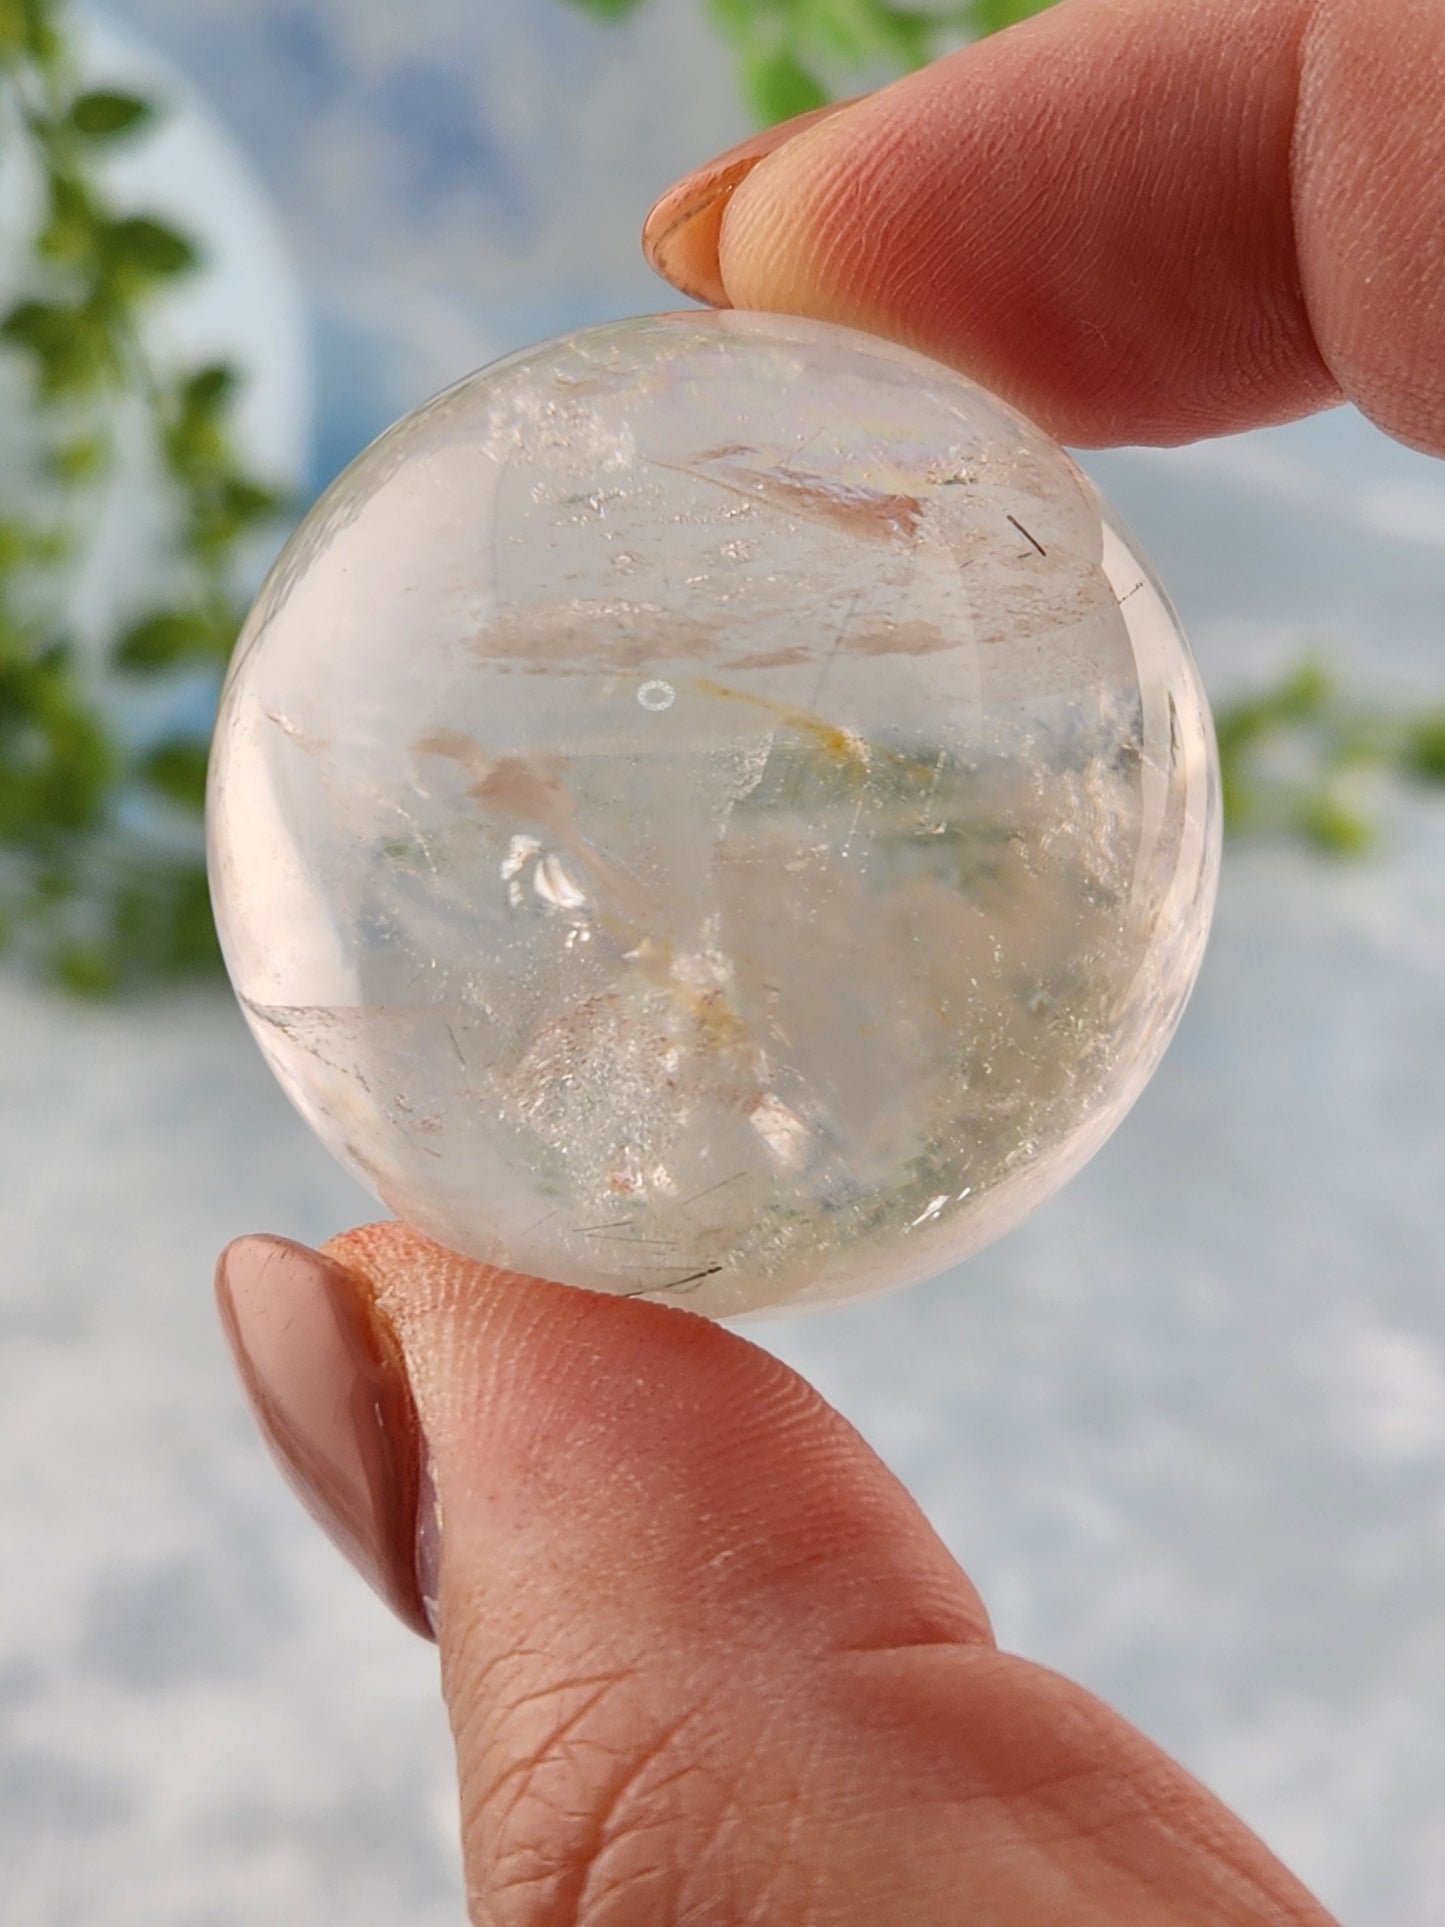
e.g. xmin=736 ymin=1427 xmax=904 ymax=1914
xmin=216 ymin=1235 xmax=435 ymax=1640
xmin=642 ymin=100 xmax=858 ymax=307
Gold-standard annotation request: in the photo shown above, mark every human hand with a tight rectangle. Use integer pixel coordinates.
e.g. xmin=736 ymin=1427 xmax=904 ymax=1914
xmin=643 ymin=0 xmax=1445 ymax=458
xmin=213 ymin=2 xmax=1445 ymax=1917
xmin=218 ymin=1226 xmax=1336 ymax=1925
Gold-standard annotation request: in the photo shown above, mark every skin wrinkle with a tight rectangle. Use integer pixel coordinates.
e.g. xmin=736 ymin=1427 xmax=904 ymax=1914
xmin=429 ymin=1418 xmax=940 ymax=1911
xmin=498 ymin=1721 xmax=689 ymax=1903
xmin=710 ymin=1781 xmax=822 ymax=1927
xmin=463 ymin=1675 xmax=661 ymax=1923
xmin=473 ymin=1665 xmax=799 ymax=1926
xmin=821 ymin=1649 xmax=1321 ymax=1924
xmin=325 ymin=1221 xmax=1338 ymax=1925
xmin=568 ymin=1717 xmax=726 ymax=1923
xmin=463 ymin=1625 xmax=1309 ymax=1924
xmin=869 ymin=1649 xmax=1272 ymax=1902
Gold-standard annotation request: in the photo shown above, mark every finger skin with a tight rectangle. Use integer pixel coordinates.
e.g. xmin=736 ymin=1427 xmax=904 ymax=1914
xmin=329 ymin=1224 xmax=1336 ymax=1927
xmin=703 ymin=0 xmax=1445 ymax=451
xmin=643 ymin=101 xmax=857 ymax=308
xmin=1293 ymin=0 xmax=1445 ymax=450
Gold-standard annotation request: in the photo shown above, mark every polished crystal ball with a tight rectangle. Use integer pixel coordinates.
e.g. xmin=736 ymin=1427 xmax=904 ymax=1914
xmin=209 ymin=312 xmax=1220 ymax=1319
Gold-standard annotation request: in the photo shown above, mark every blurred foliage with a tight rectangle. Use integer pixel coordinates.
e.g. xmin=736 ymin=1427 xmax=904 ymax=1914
xmin=570 ymin=0 xmax=1057 ymax=122
xmin=0 ymin=0 xmax=285 ymax=993
xmin=1216 ymin=659 xmax=1445 ymax=858
xmin=0 ymin=0 xmax=1440 ymax=994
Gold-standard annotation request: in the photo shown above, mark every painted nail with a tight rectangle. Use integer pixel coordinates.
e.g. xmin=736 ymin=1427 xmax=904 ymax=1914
xmin=215 ymin=1234 xmax=435 ymax=1641
xmin=643 ymin=99 xmax=859 ymax=307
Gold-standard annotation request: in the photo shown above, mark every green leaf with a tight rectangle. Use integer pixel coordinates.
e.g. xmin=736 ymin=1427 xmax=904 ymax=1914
xmin=1214 ymin=660 xmax=1334 ymax=757
xmin=20 ymin=0 xmax=62 ymax=66
xmin=0 ymin=0 xmax=27 ymax=57
xmin=69 ymin=89 xmax=157 ymax=139
xmin=30 ymin=862 xmax=78 ymax=905
xmin=969 ymin=0 xmax=1059 ymax=32
xmin=1270 ymin=659 xmax=1334 ymax=721
xmin=164 ymin=368 xmax=255 ymax=487
xmin=220 ymin=477 xmax=287 ymax=523
xmin=794 ymin=0 xmax=872 ymax=65
xmin=2 ymin=298 xmax=76 ymax=354
xmin=0 ymin=0 xmax=59 ymax=63
xmin=1218 ymin=765 xmax=1258 ymax=838
xmin=114 ymin=608 xmax=220 ymax=673
xmin=36 ymin=719 xmax=115 ymax=835
xmin=53 ymin=940 xmax=118 ymax=999
xmin=787 ymin=0 xmax=929 ymax=69
xmin=0 ymin=515 xmax=51 ymax=569
xmin=47 ymin=436 xmax=110 ymax=484
xmin=706 ymin=0 xmax=754 ymax=38
xmin=1297 ymin=792 xmax=1376 ymax=858
xmin=26 ymin=527 xmax=70 ymax=567
xmin=98 ymin=216 xmax=201 ymax=290
xmin=1 ymin=298 xmax=111 ymax=397
xmin=165 ymin=413 xmax=228 ymax=482
xmin=158 ymin=865 xmax=221 ymax=974
xmin=864 ymin=4 xmax=934 ymax=67
xmin=1404 ymin=711 xmax=1445 ymax=784
xmin=37 ymin=171 xmax=100 ymax=263
xmin=189 ymin=477 xmax=288 ymax=560
xmin=742 ymin=44 xmax=830 ymax=124
xmin=0 ymin=661 xmax=114 ymax=843
xmin=108 ymin=860 xmax=222 ymax=980
xmin=182 ymin=362 xmax=241 ymax=418
xmin=561 ymin=0 xmax=649 ymax=17
xmin=0 ymin=1 xmax=295 ymax=994
xmin=0 ymin=518 xmax=68 ymax=574
xmin=163 ymin=874 xmax=222 ymax=978
xmin=140 ymin=737 xmax=209 ymax=810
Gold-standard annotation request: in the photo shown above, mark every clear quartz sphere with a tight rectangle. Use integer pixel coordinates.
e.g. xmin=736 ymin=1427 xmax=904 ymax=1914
xmin=209 ymin=312 xmax=1220 ymax=1319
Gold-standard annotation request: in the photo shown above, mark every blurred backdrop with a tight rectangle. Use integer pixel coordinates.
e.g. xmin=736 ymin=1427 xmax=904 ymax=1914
xmin=1 ymin=3 xmax=1442 ymax=1923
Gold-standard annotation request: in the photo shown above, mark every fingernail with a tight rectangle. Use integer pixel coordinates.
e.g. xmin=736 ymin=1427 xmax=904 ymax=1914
xmin=643 ymin=99 xmax=860 ymax=307
xmin=216 ymin=1235 xmax=435 ymax=1641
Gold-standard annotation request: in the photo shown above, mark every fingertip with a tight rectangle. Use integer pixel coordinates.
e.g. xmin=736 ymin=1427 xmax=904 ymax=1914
xmin=642 ymin=99 xmax=866 ymax=309
xmin=320 ymin=1221 xmax=993 ymax=1657
xmin=714 ymin=93 xmax=891 ymax=322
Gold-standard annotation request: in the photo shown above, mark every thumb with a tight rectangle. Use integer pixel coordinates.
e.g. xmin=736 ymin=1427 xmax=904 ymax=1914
xmin=217 ymin=1227 xmax=1336 ymax=1925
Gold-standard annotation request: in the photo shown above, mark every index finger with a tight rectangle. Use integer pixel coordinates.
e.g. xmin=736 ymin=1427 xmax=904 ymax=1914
xmin=645 ymin=0 xmax=1445 ymax=453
